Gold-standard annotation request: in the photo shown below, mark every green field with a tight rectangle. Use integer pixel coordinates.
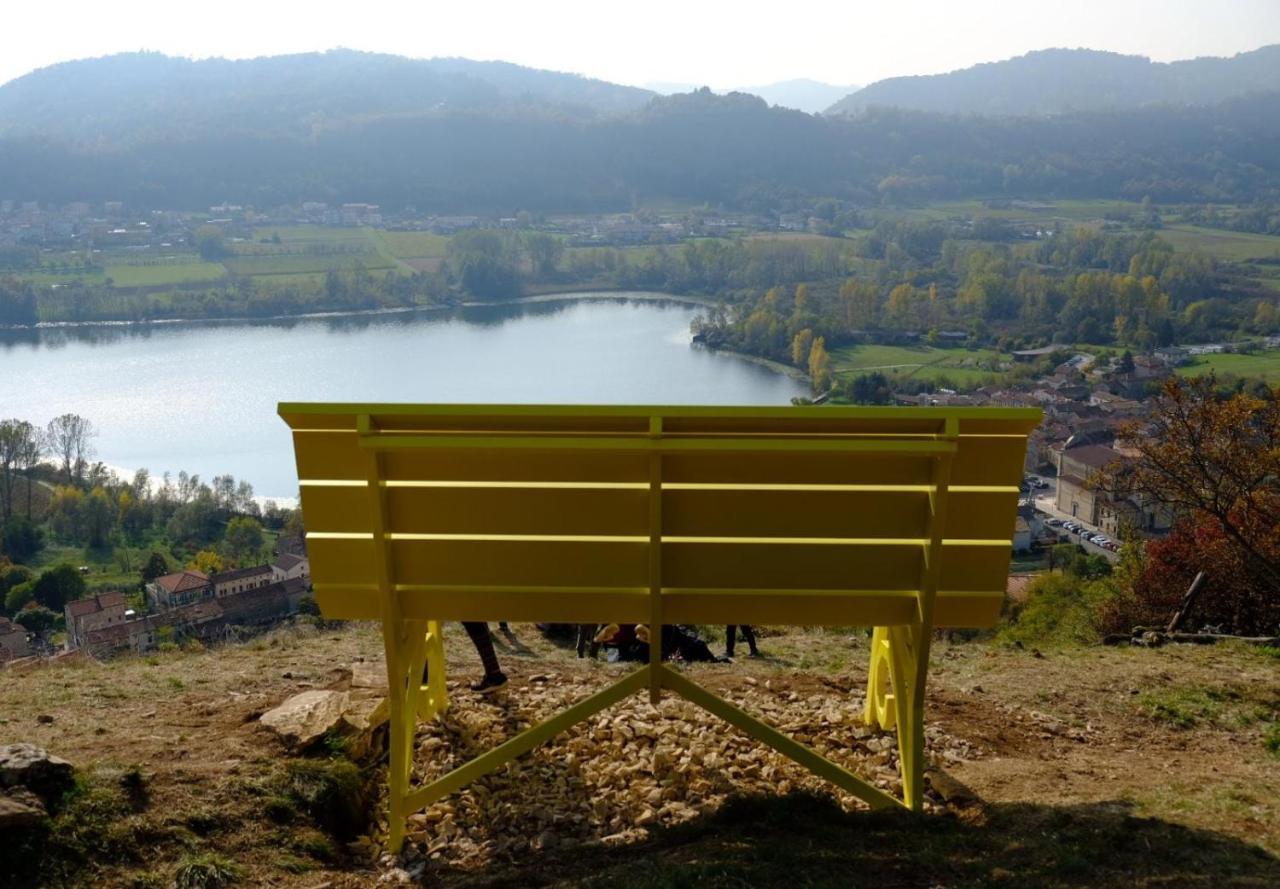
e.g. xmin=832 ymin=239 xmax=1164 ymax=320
xmin=1176 ymin=351 xmax=1280 ymax=383
xmin=222 ymin=252 xmax=395 ymax=277
xmin=103 ymin=261 xmax=227 ymax=287
xmin=20 ymin=268 xmax=108 ymax=286
xmin=250 ymin=225 xmax=372 ymax=245
xmin=830 ymin=343 xmax=1009 ymax=385
xmin=375 ymin=230 xmax=450 ymax=259
xmin=892 ymin=198 xmax=1146 ymax=225
xmin=1158 ymin=225 xmax=1280 ymax=262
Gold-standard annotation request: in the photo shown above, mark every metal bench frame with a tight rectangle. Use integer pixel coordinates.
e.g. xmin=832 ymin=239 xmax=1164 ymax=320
xmin=280 ymin=403 xmax=1041 ymax=850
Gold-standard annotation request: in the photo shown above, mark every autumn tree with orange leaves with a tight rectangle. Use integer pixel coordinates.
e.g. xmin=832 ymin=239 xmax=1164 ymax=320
xmin=1098 ymin=376 xmax=1280 ymax=634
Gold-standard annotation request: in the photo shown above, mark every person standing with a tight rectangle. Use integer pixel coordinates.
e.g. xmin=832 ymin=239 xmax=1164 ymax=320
xmin=424 ymin=622 xmax=508 ymax=692
xmin=724 ymin=625 xmax=760 ymax=659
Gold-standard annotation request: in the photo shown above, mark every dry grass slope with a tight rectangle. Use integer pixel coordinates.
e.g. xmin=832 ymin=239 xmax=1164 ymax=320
xmin=0 ymin=622 xmax=1277 ymax=887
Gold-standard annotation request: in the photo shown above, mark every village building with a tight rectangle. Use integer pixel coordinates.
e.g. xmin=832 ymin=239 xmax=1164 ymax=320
xmin=271 ymin=553 xmax=310 ymax=583
xmin=1055 ymin=443 xmax=1172 ymax=534
xmin=0 ymin=616 xmax=33 ymax=661
xmin=77 ymin=576 xmax=313 ymax=658
xmin=210 ymin=565 xmax=274 ymax=598
xmin=146 ymin=570 xmax=212 ymax=610
xmin=64 ymin=590 xmax=129 ymax=650
xmin=1055 ymin=444 xmax=1123 ymax=525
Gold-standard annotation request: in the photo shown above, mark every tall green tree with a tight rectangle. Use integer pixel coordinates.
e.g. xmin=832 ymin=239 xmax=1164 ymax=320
xmin=32 ymin=564 xmax=86 ymax=612
xmin=45 ymin=414 xmax=95 ymax=485
xmin=224 ymin=516 xmax=264 ymax=565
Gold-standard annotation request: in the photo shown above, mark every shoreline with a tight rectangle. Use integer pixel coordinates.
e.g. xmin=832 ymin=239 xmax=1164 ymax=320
xmin=0 ymin=290 xmax=719 ymax=332
xmin=697 ymin=344 xmax=812 ymax=382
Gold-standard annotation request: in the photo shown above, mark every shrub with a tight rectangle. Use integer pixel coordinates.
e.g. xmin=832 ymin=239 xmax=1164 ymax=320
xmin=173 ymin=853 xmax=242 ymax=889
xmin=4 ymin=579 xmax=35 ymax=614
xmin=1098 ymin=516 xmax=1280 ymax=636
xmin=0 ymin=517 xmax=44 ymax=562
xmin=1000 ymin=573 xmax=1104 ymax=646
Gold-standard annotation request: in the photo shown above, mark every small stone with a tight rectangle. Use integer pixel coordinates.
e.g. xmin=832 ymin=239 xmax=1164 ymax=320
xmin=35 ymin=715 xmax=53 ymax=725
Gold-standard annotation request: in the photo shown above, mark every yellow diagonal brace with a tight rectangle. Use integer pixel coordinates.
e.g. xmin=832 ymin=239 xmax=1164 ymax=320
xmin=402 ymin=665 xmax=650 ymax=814
xmin=659 ymin=666 xmax=903 ymax=811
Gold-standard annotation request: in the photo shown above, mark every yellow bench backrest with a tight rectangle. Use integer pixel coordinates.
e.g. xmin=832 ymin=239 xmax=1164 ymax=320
xmin=279 ymin=404 xmax=1040 ymax=630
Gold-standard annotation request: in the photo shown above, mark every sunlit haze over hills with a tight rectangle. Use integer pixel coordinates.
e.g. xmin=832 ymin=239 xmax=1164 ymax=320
xmin=4 ymin=0 xmax=1280 ymax=90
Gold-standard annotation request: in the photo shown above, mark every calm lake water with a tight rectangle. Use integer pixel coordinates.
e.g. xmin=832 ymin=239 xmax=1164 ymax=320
xmin=1 ymin=294 xmax=805 ymax=499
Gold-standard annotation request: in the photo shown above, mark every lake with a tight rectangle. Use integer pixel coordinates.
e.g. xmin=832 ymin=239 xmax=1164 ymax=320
xmin=1 ymin=294 xmax=806 ymax=500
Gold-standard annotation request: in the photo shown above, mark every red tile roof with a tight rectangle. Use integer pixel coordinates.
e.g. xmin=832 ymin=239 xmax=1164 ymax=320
xmin=154 ymin=571 xmax=210 ymax=594
xmin=65 ymin=591 xmax=127 ymax=619
xmin=1062 ymin=444 xmax=1124 ymax=471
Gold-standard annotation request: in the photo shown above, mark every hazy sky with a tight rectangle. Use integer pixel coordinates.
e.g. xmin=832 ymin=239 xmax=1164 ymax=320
xmin=4 ymin=0 xmax=1280 ymax=89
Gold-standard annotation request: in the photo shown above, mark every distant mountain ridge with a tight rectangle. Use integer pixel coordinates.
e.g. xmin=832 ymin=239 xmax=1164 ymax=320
xmin=2 ymin=50 xmax=1279 ymax=212
xmin=0 ymin=50 xmax=656 ymax=143
xmin=826 ymin=45 xmax=1280 ymax=116
xmin=646 ymin=79 xmax=858 ymax=113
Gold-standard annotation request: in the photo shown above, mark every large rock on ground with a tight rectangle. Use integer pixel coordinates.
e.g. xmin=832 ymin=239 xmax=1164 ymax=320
xmin=0 ymin=744 xmax=75 ymax=803
xmin=259 ymin=690 xmax=351 ymax=751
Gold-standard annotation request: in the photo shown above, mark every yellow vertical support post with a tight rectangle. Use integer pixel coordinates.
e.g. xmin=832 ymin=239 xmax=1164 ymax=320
xmin=359 ymin=414 xmax=414 ymax=853
xmin=647 ymin=415 xmax=664 ymax=705
xmin=895 ymin=417 xmax=955 ymax=810
xmin=418 ymin=620 xmax=449 ymax=720
xmin=863 ymin=626 xmax=897 ymax=730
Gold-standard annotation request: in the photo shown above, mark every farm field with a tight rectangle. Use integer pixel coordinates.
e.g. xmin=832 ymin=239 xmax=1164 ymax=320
xmin=1158 ymin=225 xmax=1280 ymax=262
xmin=103 ymin=260 xmax=227 ymax=287
xmin=1176 ymin=351 xmax=1280 ymax=383
xmin=830 ymin=343 xmax=1008 ymax=385
xmin=374 ymin=230 xmax=450 ymax=260
xmin=894 ymin=198 xmax=1145 ymax=224
xmin=223 ymin=252 xmax=396 ymax=277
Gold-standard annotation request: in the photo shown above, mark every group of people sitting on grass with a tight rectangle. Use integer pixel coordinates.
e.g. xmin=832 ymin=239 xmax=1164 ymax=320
xmin=446 ymin=621 xmax=761 ymax=694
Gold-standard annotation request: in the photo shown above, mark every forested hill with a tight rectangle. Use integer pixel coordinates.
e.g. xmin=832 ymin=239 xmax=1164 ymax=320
xmin=1 ymin=71 xmax=1280 ymax=211
xmin=0 ymin=50 xmax=656 ymax=143
xmin=826 ymin=45 xmax=1280 ymax=116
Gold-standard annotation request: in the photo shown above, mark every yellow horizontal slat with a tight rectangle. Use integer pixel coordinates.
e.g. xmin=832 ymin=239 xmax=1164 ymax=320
xmin=662 ymin=542 xmax=923 ymax=591
xmin=384 ymin=486 xmax=648 ymax=536
xmin=381 ymin=449 xmax=651 ymax=484
xmin=397 ymin=586 xmax=651 ymax=623
xmin=391 ymin=538 xmax=650 ymax=589
xmin=663 ymin=488 xmax=929 ymax=539
xmin=359 ymin=433 xmax=958 ymax=455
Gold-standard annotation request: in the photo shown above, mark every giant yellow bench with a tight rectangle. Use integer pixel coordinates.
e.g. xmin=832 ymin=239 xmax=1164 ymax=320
xmin=279 ymin=403 xmax=1041 ymax=849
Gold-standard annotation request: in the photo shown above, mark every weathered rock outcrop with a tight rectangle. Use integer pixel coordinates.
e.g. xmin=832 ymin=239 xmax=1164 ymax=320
xmin=0 ymin=743 xmax=75 ymax=803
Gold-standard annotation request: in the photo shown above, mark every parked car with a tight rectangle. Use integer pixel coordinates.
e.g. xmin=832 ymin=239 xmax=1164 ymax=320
xmin=1035 ymin=479 xmax=1051 ymax=489
xmin=1045 ymin=518 xmax=1063 ymax=527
